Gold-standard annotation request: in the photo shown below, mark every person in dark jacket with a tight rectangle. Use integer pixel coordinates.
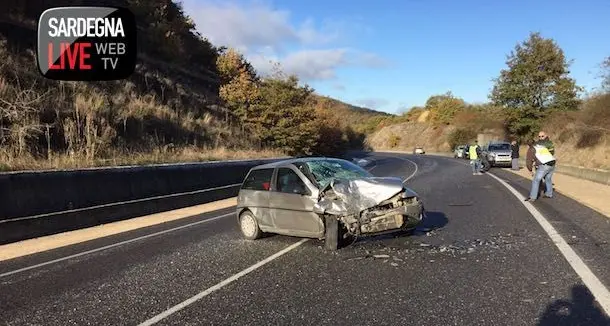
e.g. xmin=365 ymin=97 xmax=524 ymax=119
xmin=525 ymin=139 xmax=545 ymax=197
xmin=510 ymin=140 xmax=519 ymax=170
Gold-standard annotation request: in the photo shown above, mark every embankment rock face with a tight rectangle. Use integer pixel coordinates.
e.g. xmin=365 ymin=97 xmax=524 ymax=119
xmin=366 ymin=122 xmax=454 ymax=152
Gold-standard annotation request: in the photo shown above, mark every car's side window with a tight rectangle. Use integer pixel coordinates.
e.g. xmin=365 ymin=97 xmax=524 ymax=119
xmin=276 ymin=168 xmax=310 ymax=195
xmin=241 ymin=169 xmax=273 ymax=191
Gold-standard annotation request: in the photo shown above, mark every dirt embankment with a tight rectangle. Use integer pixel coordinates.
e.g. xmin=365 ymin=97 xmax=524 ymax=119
xmin=366 ymin=122 xmax=455 ymax=152
xmin=368 ymin=107 xmax=610 ymax=170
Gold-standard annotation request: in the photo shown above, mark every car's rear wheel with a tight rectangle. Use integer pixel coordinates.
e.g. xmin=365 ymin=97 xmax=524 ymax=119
xmin=324 ymin=215 xmax=339 ymax=251
xmin=239 ymin=211 xmax=262 ymax=240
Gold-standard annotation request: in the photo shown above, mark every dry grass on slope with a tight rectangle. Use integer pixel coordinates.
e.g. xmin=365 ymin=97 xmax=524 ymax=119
xmin=0 ymin=146 xmax=284 ymax=172
xmin=539 ymin=93 xmax=610 ymax=170
xmin=0 ymin=35 xmax=272 ymax=172
xmin=366 ymin=121 xmax=456 ymax=152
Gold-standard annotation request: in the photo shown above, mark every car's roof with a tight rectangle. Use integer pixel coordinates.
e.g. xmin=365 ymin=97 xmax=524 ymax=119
xmin=250 ymin=157 xmax=346 ymax=170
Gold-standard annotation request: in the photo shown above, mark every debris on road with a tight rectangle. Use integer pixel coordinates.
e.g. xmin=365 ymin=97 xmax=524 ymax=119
xmin=373 ymin=254 xmax=390 ymax=259
xmin=340 ymin=233 xmax=527 ymax=265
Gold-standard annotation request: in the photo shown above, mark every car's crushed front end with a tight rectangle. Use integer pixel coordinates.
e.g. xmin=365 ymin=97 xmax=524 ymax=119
xmin=314 ymin=177 xmax=424 ymax=236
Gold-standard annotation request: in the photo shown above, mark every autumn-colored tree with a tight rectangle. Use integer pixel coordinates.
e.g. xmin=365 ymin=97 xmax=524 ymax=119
xmin=217 ymin=48 xmax=260 ymax=126
xmin=425 ymin=92 xmax=466 ymax=125
xmin=490 ymin=32 xmax=582 ymax=138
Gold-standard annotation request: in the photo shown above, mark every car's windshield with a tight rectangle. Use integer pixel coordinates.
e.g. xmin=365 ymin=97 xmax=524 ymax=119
xmin=488 ymin=143 xmax=510 ymax=151
xmin=295 ymin=159 xmax=372 ymax=188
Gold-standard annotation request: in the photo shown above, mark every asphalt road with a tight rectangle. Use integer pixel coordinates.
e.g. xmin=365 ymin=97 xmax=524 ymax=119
xmin=1 ymin=152 xmax=610 ymax=326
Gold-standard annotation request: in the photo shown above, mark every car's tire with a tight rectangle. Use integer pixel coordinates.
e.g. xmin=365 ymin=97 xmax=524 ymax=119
xmin=239 ymin=211 xmax=262 ymax=240
xmin=481 ymin=159 xmax=491 ymax=172
xmin=324 ymin=215 xmax=339 ymax=251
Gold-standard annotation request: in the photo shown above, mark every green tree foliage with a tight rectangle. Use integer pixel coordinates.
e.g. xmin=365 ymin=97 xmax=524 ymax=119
xmin=448 ymin=128 xmax=477 ymax=149
xmin=425 ymin=92 xmax=466 ymax=125
xmin=215 ymin=48 xmax=376 ymax=156
xmin=252 ymin=75 xmax=318 ymax=156
xmin=490 ymin=32 xmax=582 ymax=138
xmin=310 ymin=97 xmax=347 ymax=155
xmin=216 ymin=49 xmax=318 ymax=155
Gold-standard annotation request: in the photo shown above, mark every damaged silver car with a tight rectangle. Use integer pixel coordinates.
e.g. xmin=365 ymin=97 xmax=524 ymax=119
xmin=236 ymin=157 xmax=425 ymax=250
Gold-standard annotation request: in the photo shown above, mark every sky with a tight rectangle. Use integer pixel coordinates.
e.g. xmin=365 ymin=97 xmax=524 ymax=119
xmin=181 ymin=0 xmax=610 ymax=114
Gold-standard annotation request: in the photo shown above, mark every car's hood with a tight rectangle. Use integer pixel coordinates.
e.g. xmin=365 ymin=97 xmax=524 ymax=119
xmin=315 ymin=176 xmax=417 ymax=216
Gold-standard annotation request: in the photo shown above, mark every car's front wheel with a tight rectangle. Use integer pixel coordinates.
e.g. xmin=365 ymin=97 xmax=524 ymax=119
xmin=239 ymin=211 xmax=262 ymax=240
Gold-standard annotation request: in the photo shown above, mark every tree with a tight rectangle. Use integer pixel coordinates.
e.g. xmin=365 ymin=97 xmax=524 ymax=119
xmin=251 ymin=75 xmax=319 ymax=156
xmin=601 ymin=56 xmax=610 ymax=92
xmin=216 ymin=48 xmax=260 ymax=125
xmin=490 ymin=32 xmax=582 ymax=138
xmin=310 ymin=97 xmax=346 ymax=155
xmin=425 ymin=92 xmax=466 ymax=125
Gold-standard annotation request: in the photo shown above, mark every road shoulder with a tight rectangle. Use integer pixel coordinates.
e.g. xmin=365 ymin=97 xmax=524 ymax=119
xmin=0 ymin=197 xmax=237 ymax=261
xmin=506 ymin=168 xmax=610 ymax=218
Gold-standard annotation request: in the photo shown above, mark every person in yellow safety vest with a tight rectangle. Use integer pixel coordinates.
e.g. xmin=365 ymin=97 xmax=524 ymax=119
xmin=469 ymin=140 xmax=482 ymax=175
xmin=525 ymin=131 xmax=556 ymax=201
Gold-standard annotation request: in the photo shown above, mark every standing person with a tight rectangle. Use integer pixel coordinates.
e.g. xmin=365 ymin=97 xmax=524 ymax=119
xmin=469 ymin=140 xmax=482 ymax=175
xmin=525 ymin=131 xmax=556 ymax=201
xmin=510 ymin=140 xmax=520 ymax=170
xmin=525 ymin=138 xmax=545 ymax=196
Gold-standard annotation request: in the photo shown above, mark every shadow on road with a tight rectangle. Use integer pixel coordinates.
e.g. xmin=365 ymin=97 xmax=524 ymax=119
xmin=537 ymin=284 xmax=610 ymax=326
xmin=346 ymin=211 xmax=448 ymax=249
xmin=412 ymin=211 xmax=449 ymax=236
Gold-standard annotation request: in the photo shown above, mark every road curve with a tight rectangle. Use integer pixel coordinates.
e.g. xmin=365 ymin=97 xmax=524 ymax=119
xmin=1 ymin=152 xmax=609 ymax=326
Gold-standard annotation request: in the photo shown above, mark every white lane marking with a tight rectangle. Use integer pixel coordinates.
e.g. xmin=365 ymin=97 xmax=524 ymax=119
xmin=1 ymin=183 xmax=242 ymax=224
xmin=487 ymin=172 xmax=610 ymax=315
xmin=396 ymin=157 xmax=419 ymax=183
xmin=137 ymin=239 xmax=309 ymax=326
xmin=0 ymin=212 xmax=234 ymax=278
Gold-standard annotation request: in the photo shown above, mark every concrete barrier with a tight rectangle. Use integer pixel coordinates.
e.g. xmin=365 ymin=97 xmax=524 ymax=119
xmin=0 ymin=158 xmax=286 ymax=244
xmin=553 ymin=164 xmax=610 ymax=186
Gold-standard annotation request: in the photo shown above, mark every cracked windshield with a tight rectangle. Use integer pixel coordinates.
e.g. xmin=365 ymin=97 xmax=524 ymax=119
xmin=296 ymin=160 xmax=372 ymax=188
xmin=0 ymin=1 xmax=609 ymax=325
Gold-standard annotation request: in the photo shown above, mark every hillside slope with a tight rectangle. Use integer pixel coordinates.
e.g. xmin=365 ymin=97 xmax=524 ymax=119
xmin=0 ymin=1 xmax=389 ymax=171
xmin=368 ymin=96 xmax=610 ymax=170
